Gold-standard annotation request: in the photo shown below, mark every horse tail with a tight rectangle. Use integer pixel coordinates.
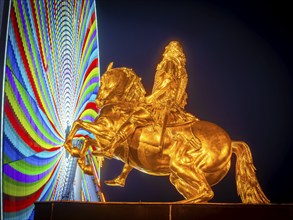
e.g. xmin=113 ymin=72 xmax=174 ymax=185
xmin=232 ymin=141 xmax=270 ymax=204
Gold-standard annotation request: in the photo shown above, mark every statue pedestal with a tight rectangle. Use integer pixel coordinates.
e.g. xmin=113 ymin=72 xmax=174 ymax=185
xmin=34 ymin=202 xmax=293 ymax=220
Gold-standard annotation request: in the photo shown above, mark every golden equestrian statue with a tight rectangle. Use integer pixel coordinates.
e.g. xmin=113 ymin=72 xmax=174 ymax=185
xmin=64 ymin=41 xmax=269 ymax=203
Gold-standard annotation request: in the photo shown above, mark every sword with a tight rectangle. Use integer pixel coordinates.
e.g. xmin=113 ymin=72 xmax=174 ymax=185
xmin=158 ymin=105 xmax=170 ymax=154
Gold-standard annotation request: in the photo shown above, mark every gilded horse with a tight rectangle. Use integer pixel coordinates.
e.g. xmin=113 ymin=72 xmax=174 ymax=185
xmin=64 ymin=67 xmax=269 ymax=204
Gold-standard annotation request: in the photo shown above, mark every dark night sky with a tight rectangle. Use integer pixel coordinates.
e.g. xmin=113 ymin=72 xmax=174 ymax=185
xmin=96 ymin=0 xmax=293 ymax=203
xmin=1 ymin=0 xmax=292 ymax=204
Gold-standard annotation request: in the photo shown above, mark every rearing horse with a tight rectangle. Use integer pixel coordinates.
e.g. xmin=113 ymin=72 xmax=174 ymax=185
xmin=64 ymin=67 xmax=269 ymax=204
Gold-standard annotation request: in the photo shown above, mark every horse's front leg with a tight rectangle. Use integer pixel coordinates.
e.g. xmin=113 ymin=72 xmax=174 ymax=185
xmin=70 ymin=137 xmax=98 ymax=157
xmin=64 ymin=119 xmax=96 ymax=156
xmin=75 ymin=138 xmax=98 ymax=175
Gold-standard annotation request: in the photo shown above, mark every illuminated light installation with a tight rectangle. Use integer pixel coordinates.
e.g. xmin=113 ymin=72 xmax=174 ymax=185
xmin=1 ymin=0 xmax=101 ymax=219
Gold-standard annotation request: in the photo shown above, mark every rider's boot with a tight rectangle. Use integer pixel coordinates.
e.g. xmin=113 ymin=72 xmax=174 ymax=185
xmin=95 ymin=123 xmax=135 ymax=158
xmin=92 ymin=133 xmax=126 ymax=159
xmin=105 ymin=130 xmax=129 ymax=157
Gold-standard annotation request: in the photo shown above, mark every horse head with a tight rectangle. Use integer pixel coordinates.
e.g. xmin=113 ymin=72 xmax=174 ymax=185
xmin=96 ymin=64 xmax=146 ymax=108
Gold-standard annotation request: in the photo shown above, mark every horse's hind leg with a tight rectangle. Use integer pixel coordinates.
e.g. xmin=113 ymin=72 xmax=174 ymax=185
xmin=170 ymin=174 xmax=198 ymax=199
xmin=104 ymin=163 xmax=133 ymax=187
xmin=170 ymin=159 xmax=214 ymax=203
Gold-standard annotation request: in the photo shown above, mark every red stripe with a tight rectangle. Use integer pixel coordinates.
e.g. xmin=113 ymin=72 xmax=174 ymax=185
xmin=74 ymin=134 xmax=90 ymax=139
xmin=84 ymin=101 xmax=99 ymax=112
xmin=47 ymin=114 xmax=63 ymax=141
xmin=5 ymin=101 xmax=61 ymax=152
xmin=3 ymin=186 xmax=44 ymax=212
xmin=43 ymin=2 xmax=63 ymax=140
xmin=83 ymin=58 xmax=99 ymax=86
xmin=47 ymin=146 xmax=61 ymax=152
xmin=44 ymin=0 xmax=51 ymax=58
xmin=75 ymin=58 xmax=99 ymax=106
xmin=5 ymin=101 xmax=43 ymax=152
xmin=10 ymin=8 xmax=45 ymax=114
xmin=30 ymin=0 xmax=46 ymax=71
xmin=81 ymin=12 xmax=96 ymax=56
xmin=3 ymin=159 xmax=61 ymax=212
xmin=11 ymin=6 xmax=64 ymax=141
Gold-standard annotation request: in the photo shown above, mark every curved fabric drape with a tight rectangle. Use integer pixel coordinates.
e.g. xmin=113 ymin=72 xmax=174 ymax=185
xmin=2 ymin=0 xmax=100 ymax=219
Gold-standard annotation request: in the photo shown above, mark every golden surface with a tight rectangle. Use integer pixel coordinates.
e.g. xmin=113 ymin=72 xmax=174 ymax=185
xmin=64 ymin=41 xmax=269 ymax=203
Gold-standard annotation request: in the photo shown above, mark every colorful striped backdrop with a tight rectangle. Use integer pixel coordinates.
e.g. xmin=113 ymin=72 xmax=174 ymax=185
xmin=2 ymin=0 xmax=100 ymax=219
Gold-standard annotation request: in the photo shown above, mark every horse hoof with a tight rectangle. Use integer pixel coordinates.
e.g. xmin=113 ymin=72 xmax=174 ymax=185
xmin=84 ymin=165 xmax=93 ymax=175
xmin=71 ymin=147 xmax=81 ymax=157
xmin=63 ymin=142 xmax=71 ymax=152
xmin=104 ymin=179 xmax=125 ymax=187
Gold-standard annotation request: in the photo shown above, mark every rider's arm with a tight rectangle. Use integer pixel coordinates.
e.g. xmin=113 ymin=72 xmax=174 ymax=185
xmin=146 ymin=71 xmax=173 ymax=104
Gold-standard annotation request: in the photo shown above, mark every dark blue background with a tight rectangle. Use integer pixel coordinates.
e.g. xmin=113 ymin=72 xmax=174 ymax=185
xmin=96 ymin=0 xmax=293 ymax=203
xmin=1 ymin=0 xmax=291 ymax=207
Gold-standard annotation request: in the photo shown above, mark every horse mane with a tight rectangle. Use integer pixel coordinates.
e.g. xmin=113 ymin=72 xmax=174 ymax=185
xmin=121 ymin=68 xmax=146 ymax=103
xmin=101 ymin=67 xmax=146 ymax=103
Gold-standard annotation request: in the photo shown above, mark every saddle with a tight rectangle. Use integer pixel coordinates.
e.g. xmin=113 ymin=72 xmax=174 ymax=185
xmin=134 ymin=116 xmax=201 ymax=153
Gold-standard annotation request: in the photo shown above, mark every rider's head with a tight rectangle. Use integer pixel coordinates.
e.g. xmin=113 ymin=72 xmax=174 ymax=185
xmin=163 ymin=41 xmax=186 ymax=67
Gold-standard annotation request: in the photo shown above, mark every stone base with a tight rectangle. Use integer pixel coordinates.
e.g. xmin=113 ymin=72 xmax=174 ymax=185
xmin=34 ymin=202 xmax=293 ymax=220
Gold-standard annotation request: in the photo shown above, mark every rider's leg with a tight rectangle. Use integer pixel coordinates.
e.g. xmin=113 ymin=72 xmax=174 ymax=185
xmin=104 ymin=163 xmax=133 ymax=187
xmin=97 ymin=107 xmax=152 ymax=158
xmin=92 ymin=121 xmax=135 ymax=158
